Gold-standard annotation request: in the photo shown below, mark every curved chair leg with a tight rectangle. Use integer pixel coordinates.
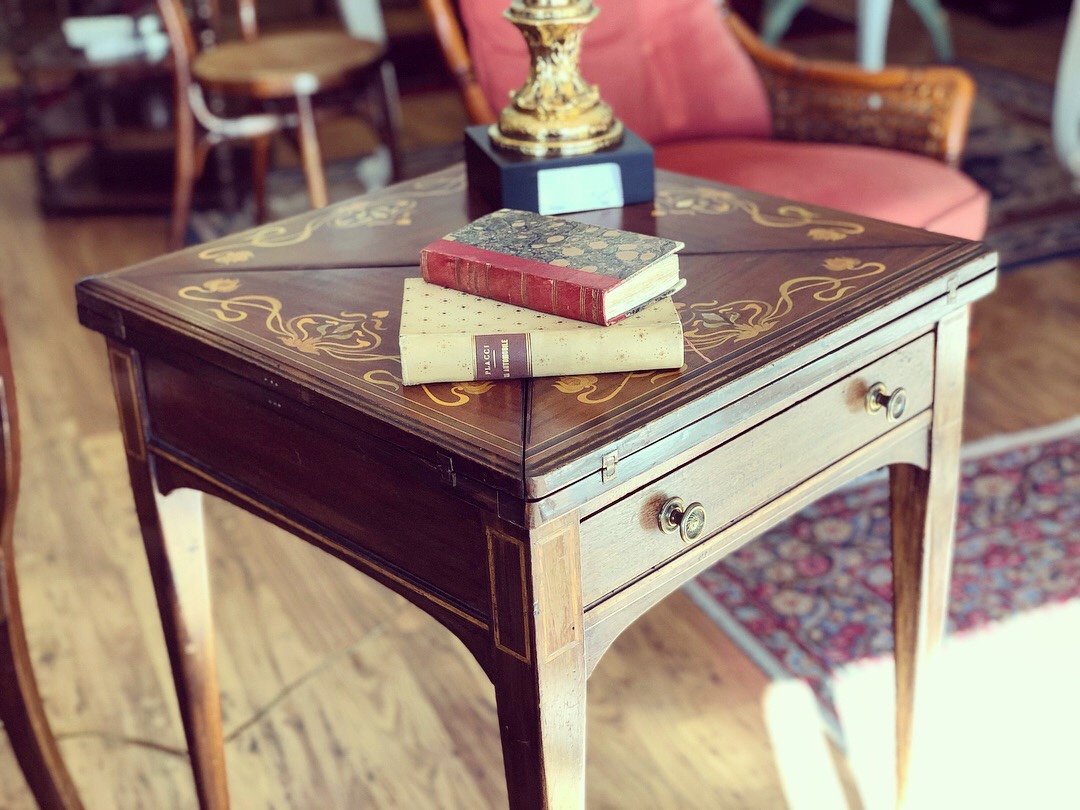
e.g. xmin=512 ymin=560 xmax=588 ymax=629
xmin=760 ymin=0 xmax=809 ymax=46
xmin=906 ymin=0 xmax=954 ymax=62
xmin=169 ymin=102 xmax=199 ymax=251
xmin=0 ymin=307 xmax=82 ymax=809
xmin=857 ymin=0 xmax=894 ymax=71
xmin=1 ymin=568 xmax=84 ymax=809
xmin=295 ymin=94 xmax=329 ymax=209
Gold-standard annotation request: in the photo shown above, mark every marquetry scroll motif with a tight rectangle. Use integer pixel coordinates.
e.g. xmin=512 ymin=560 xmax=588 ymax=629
xmin=196 ymin=170 xmax=467 ymax=266
xmin=653 ymin=185 xmax=865 ymax=242
xmin=175 ymin=279 xmax=494 ymax=408
xmin=551 ymin=256 xmax=886 ymax=404
xmin=420 ymin=381 xmax=497 ymax=406
xmin=486 ymin=527 xmax=531 ymax=664
xmin=179 ymin=278 xmax=391 ymax=359
xmin=553 ymin=368 xmax=683 ymax=405
xmin=680 ymin=256 xmax=887 ymax=352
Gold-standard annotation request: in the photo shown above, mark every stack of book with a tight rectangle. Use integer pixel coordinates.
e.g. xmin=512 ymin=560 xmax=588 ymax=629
xmin=399 ymin=209 xmax=685 ymax=386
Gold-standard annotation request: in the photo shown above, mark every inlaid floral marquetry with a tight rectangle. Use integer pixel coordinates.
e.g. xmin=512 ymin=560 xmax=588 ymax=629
xmin=78 ymin=165 xmax=992 ymax=493
xmin=551 ymin=256 xmax=886 ymax=405
xmin=176 ymin=278 xmax=493 ymax=409
xmin=679 ymin=256 xmax=886 ymax=352
xmin=653 ymin=185 xmax=865 ymax=242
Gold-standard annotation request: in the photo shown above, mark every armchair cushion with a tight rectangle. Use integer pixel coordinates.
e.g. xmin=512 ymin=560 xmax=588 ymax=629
xmin=460 ymin=0 xmax=772 ymax=144
xmin=655 ymin=138 xmax=989 ymax=239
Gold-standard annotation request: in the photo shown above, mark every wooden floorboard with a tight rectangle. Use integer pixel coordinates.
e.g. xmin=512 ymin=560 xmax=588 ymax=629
xmin=0 ymin=8 xmax=1077 ymax=807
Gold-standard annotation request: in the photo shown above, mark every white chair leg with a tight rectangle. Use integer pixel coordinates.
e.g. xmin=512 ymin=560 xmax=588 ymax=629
xmin=761 ymin=0 xmax=810 ymax=46
xmin=1053 ymin=0 xmax=1080 ymax=187
xmin=857 ymin=0 xmax=894 ymax=71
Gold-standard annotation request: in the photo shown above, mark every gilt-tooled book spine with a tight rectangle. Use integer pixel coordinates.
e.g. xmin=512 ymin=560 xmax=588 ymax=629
xmin=420 ymin=209 xmax=683 ymax=326
xmin=398 ymin=279 xmax=684 ymax=386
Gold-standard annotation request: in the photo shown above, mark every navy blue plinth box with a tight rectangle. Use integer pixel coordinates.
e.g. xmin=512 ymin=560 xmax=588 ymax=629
xmin=464 ymin=125 xmax=655 ymax=215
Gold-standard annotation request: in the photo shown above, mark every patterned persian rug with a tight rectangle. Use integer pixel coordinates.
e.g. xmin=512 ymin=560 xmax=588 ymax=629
xmin=686 ymin=417 xmax=1080 ymax=728
xmin=962 ymin=62 xmax=1080 ymax=269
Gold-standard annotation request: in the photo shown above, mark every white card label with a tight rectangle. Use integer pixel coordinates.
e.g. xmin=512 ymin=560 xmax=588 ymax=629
xmin=536 ymin=162 xmax=624 ymax=215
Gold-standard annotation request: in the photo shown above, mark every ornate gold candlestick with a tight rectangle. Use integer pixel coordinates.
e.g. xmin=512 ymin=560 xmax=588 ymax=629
xmin=490 ymin=0 xmax=624 ymax=157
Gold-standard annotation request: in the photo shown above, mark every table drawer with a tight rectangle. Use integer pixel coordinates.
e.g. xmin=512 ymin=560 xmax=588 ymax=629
xmin=578 ymin=333 xmax=934 ymax=606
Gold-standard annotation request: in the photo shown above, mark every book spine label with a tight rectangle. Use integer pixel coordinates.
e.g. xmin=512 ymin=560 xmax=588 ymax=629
xmin=399 ymin=323 xmax=684 ymax=386
xmin=420 ymin=240 xmax=619 ymax=325
xmin=473 ymin=333 xmax=532 ymax=380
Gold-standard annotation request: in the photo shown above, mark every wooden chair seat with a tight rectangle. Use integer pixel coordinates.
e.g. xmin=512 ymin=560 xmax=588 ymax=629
xmin=192 ymin=31 xmax=385 ymax=98
xmin=157 ymin=0 xmax=403 ymax=249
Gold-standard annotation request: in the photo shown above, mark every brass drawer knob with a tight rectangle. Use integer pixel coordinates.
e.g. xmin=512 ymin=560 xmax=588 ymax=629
xmin=865 ymin=382 xmax=908 ymax=422
xmin=658 ymin=497 xmax=707 ymax=543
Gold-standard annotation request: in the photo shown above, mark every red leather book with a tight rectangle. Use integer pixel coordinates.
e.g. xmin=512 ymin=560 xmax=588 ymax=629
xmin=420 ymin=209 xmax=683 ymax=325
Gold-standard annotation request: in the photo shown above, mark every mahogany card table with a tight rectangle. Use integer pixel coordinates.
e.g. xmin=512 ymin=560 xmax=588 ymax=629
xmin=76 ymin=166 xmax=997 ymax=809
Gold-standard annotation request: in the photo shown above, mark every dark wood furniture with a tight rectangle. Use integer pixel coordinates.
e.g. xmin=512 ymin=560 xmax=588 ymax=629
xmin=0 ymin=307 xmax=84 ymax=809
xmin=157 ymin=0 xmax=403 ymax=248
xmin=76 ymin=166 xmax=997 ymax=808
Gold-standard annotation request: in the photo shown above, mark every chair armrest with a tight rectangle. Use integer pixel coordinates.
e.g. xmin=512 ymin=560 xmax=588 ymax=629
xmin=726 ymin=11 xmax=975 ymax=167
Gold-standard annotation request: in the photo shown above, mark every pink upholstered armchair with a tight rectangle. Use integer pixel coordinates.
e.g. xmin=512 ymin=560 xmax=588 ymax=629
xmin=423 ymin=0 xmax=988 ymax=240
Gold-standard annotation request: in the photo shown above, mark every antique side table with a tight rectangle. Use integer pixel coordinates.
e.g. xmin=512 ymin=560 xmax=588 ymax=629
xmin=76 ymin=166 xmax=997 ymax=809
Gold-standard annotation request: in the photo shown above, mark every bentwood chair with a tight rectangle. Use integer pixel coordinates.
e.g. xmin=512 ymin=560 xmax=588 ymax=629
xmin=424 ymin=0 xmax=989 ymax=240
xmin=157 ymin=0 xmax=403 ymax=249
xmin=0 ymin=307 xmax=83 ymax=809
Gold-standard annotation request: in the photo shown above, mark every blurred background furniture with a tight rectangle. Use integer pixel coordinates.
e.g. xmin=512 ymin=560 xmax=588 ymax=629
xmin=0 ymin=305 xmax=84 ymax=810
xmin=427 ymin=0 xmax=988 ymax=240
xmin=761 ymin=0 xmax=953 ymax=69
xmin=2 ymin=0 xmax=186 ymax=215
xmin=1 ymin=0 xmax=410 ymax=223
xmin=157 ymin=0 xmax=402 ymax=248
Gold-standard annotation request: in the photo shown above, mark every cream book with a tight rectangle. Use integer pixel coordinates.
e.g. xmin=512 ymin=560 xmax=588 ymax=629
xmin=398 ymin=278 xmax=684 ymax=386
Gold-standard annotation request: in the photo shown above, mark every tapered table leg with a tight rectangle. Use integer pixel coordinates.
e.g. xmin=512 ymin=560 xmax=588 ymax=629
xmin=487 ymin=514 xmax=587 ymax=810
xmin=108 ymin=344 xmax=229 ymax=809
xmin=889 ymin=308 xmax=969 ymax=806
xmin=132 ymin=477 xmax=229 ymax=809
